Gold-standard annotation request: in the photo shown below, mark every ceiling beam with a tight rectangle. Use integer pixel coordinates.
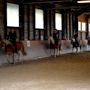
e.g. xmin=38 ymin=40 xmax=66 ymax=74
xmin=22 ymin=0 xmax=76 ymax=4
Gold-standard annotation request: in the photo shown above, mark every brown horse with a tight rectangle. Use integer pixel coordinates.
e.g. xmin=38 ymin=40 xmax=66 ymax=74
xmin=0 ymin=40 xmax=26 ymax=64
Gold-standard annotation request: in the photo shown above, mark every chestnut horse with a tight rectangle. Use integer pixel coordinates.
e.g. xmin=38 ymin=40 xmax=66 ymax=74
xmin=0 ymin=40 xmax=26 ymax=64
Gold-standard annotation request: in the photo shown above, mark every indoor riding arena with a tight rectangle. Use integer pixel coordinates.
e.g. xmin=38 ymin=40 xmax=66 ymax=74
xmin=0 ymin=0 xmax=90 ymax=90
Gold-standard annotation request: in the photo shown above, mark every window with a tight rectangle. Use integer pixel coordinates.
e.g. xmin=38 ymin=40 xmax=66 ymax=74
xmin=35 ymin=9 xmax=44 ymax=29
xmin=78 ymin=21 xmax=81 ymax=31
xmin=82 ymin=22 xmax=86 ymax=31
xmin=55 ymin=13 xmax=62 ymax=30
xmin=7 ymin=3 xmax=19 ymax=27
xmin=89 ymin=23 xmax=90 ymax=32
xmin=78 ymin=21 xmax=86 ymax=31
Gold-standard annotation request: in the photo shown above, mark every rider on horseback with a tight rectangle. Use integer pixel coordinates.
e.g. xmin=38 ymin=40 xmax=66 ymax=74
xmin=53 ymin=30 xmax=59 ymax=48
xmin=71 ymin=32 xmax=82 ymax=52
xmin=7 ymin=29 xmax=17 ymax=52
xmin=74 ymin=32 xmax=78 ymax=41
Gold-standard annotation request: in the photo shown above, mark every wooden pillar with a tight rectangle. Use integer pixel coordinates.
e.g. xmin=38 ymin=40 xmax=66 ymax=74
xmin=67 ymin=12 xmax=70 ymax=40
xmin=70 ymin=12 xmax=73 ymax=38
xmin=33 ymin=5 xmax=35 ymax=40
xmin=49 ymin=10 xmax=52 ymax=36
xmin=44 ymin=9 xmax=47 ymax=40
xmin=46 ymin=10 xmax=50 ymax=38
xmin=51 ymin=9 xmax=55 ymax=36
xmin=62 ymin=11 xmax=67 ymax=39
xmin=72 ymin=13 xmax=78 ymax=37
xmin=4 ymin=0 xmax=7 ymax=39
xmin=30 ymin=5 xmax=34 ymax=40
xmin=27 ymin=5 xmax=30 ymax=40
xmin=19 ymin=4 xmax=24 ymax=40
xmin=86 ymin=16 xmax=89 ymax=39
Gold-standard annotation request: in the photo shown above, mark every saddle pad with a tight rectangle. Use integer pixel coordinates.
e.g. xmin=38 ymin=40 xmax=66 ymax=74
xmin=16 ymin=42 xmax=22 ymax=49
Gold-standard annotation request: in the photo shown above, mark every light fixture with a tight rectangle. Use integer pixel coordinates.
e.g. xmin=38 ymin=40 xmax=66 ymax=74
xmin=77 ymin=0 xmax=90 ymax=3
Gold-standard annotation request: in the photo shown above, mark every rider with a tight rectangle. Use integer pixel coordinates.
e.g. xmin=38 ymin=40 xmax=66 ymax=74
xmin=74 ymin=32 xmax=78 ymax=41
xmin=7 ymin=29 xmax=17 ymax=52
xmin=73 ymin=32 xmax=79 ymax=47
xmin=53 ymin=30 xmax=59 ymax=47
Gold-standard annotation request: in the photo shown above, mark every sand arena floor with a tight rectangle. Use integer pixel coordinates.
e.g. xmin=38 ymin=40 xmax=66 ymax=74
xmin=0 ymin=52 xmax=90 ymax=90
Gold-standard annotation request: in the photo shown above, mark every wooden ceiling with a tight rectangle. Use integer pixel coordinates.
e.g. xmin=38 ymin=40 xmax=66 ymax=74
xmin=21 ymin=0 xmax=90 ymax=10
xmin=22 ymin=0 xmax=76 ymax=4
xmin=13 ymin=0 xmax=90 ymax=16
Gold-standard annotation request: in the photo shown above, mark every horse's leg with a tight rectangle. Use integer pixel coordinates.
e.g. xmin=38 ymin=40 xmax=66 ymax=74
xmin=54 ymin=47 xmax=58 ymax=57
xmin=76 ymin=47 xmax=78 ymax=53
xmin=54 ymin=48 xmax=56 ymax=57
xmin=11 ymin=51 xmax=15 ymax=64
xmin=50 ymin=48 xmax=52 ymax=56
xmin=58 ymin=44 xmax=61 ymax=55
xmin=49 ymin=44 xmax=52 ymax=56
xmin=6 ymin=54 xmax=11 ymax=64
xmin=49 ymin=48 xmax=51 ymax=56
xmin=72 ymin=45 xmax=74 ymax=52
xmin=12 ymin=53 xmax=15 ymax=64
xmin=5 ymin=47 xmax=10 ymax=64
xmin=56 ymin=48 xmax=58 ymax=56
xmin=6 ymin=53 xmax=15 ymax=64
xmin=88 ymin=44 xmax=90 ymax=50
xmin=87 ymin=44 xmax=90 ymax=51
xmin=87 ymin=44 xmax=89 ymax=50
xmin=72 ymin=47 xmax=73 ymax=52
xmin=20 ymin=50 xmax=24 ymax=64
xmin=56 ymin=47 xmax=59 ymax=56
xmin=5 ymin=47 xmax=11 ymax=64
xmin=57 ymin=47 xmax=59 ymax=56
xmin=16 ymin=50 xmax=20 ymax=63
xmin=21 ymin=46 xmax=27 ymax=56
xmin=80 ymin=45 xmax=81 ymax=51
xmin=20 ymin=48 xmax=26 ymax=64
